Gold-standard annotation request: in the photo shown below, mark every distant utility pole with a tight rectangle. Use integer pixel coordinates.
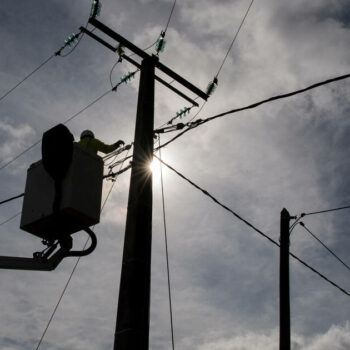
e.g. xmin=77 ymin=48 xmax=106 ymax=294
xmin=279 ymin=208 xmax=291 ymax=350
xmin=82 ymin=18 xmax=207 ymax=350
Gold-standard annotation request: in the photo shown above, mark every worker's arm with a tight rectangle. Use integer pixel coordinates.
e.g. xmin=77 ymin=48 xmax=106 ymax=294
xmin=94 ymin=139 xmax=124 ymax=154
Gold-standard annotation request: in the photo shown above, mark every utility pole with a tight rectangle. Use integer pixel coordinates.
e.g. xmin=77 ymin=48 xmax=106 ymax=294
xmin=114 ymin=56 xmax=156 ymax=350
xmin=279 ymin=208 xmax=291 ymax=350
xmin=81 ymin=18 xmax=208 ymax=350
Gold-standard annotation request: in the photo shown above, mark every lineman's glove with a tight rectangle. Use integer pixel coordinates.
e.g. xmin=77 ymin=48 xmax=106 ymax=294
xmin=114 ymin=140 xmax=125 ymax=148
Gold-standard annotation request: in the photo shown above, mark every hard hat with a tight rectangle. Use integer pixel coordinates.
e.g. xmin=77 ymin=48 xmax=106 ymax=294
xmin=80 ymin=130 xmax=94 ymax=139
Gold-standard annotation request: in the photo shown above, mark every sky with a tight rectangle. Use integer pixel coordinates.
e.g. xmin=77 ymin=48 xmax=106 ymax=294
xmin=0 ymin=0 xmax=350 ymax=349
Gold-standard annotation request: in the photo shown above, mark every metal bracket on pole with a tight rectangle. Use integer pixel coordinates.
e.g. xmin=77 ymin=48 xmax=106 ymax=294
xmin=81 ymin=19 xmax=208 ymax=102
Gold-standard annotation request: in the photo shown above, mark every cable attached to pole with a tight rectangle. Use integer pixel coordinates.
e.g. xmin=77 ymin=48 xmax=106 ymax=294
xmin=215 ymin=0 xmax=255 ymax=78
xmin=300 ymin=204 xmax=350 ymax=217
xmin=155 ymin=73 xmax=350 ymax=150
xmin=157 ymin=136 xmax=175 ymax=350
xmin=0 ymin=193 xmax=24 ymax=206
xmin=154 ymin=155 xmax=350 ymax=297
xmin=299 ymin=222 xmax=350 ymax=272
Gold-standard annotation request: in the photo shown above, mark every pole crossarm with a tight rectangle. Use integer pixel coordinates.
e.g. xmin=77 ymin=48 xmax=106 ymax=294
xmin=81 ymin=26 xmax=200 ymax=106
xmin=85 ymin=18 xmax=208 ymax=101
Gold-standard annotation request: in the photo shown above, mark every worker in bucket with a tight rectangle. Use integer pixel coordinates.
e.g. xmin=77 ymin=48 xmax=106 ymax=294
xmin=78 ymin=130 xmax=126 ymax=155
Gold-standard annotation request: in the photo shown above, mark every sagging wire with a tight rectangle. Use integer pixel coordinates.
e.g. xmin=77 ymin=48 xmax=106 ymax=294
xmin=0 ymin=70 xmax=138 ymax=173
xmin=103 ymin=143 xmax=133 ymax=169
xmin=298 ymin=222 xmax=350 ymax=272
xmin=155 ymin=156 xmax=350 ymax=297
xmin=0 ymin=212 xmax=21 ymax=227
xmin=109 ymin=40 xmax=159 ymax=88
xmin=167 ymin=0 xmax=253 ymax=125
xmin=153 ymin=73 xmax=350 ymax=151
xmin=156 ymin=135 xmax=175 ymax=350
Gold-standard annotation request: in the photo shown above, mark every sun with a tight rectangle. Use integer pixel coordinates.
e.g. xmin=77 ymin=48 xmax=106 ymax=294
xmin=149 ymin=158 xmax=164 ymax=182
xmin=149 ymin=158 xmax=160 ymax=174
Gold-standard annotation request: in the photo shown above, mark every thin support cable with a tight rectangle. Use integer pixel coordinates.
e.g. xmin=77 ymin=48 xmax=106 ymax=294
xmin=35 ymin=148 xmax=131 ymax=349
xmin=299 ymin=222 xmax=350 ymax=272
xmin=0 ymin=87 xmax=113 ymax=172
xmin=164 ymin=0 xmax=177 ymax=33
xmin=110 ymin=42 xmax=156 ymax=87
xmin=0 ymin=54 xmax=55 ymax=103
xmin=216 ymin=0 xmax=255 ymax=78
xmin=0 ymin=140 xmax=41 ymax=171
xmin=0 ymin=212 xmax=21 ymax=227
xmin=158 ymin=137 xmax=175 ymax=350
xmin=154 ymin=155 xmax=350 ymax=297
xmin=0 ymin=193 xmax=24 ymax=206
xmin=301 ymin=205 xmax=350 ymax=217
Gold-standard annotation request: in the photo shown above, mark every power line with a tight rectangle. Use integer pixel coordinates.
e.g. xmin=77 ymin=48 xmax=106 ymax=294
xmin=299 ymin=222 xmax=350 ymax=272
xmin=215 ymin=0 xmax=255 ymax=78
xmin=0 ymin=54 xmax=56 ymax=104
xmin=164 ymin=0 xmax=177 ymax=33
xmin=0 ymin=140 xmax=42 ymax=171
xmin=0 ymin=74 xmax=135 ymax=172
xmin=157 ymin=137 xmax=175 ymax=350
xmin=154 ymin=155 xmax=350 ymax=297
xmin=0 ymin=212 xmax=21 ymax=227
xmin=36 ymin=147 xmax=131 ymax=349
xmin=176 ymin=0 xmax=254 ymax=126
xmin=0 ymin=0 xmax=100 ymax=104
xmin=301 ymin=204 xmax=350 ymax=217
xmin=0 ymin=193 xmax=24 ymax=206
xmin=156 ymin=73 xmax=350 ymax=149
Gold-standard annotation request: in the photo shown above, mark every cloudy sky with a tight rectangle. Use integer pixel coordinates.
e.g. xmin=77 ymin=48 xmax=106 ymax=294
xmin=0 ymin=0 xmax=350 ymax=349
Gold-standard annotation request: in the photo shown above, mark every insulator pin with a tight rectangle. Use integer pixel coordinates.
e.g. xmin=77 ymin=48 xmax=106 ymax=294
xmin=206 ymin=77 xmax=218 ymax=96
xmin=156 ymin=31 xmax=167 ymax=54
xmin=90 ymin=0 xmax=102 ymax=18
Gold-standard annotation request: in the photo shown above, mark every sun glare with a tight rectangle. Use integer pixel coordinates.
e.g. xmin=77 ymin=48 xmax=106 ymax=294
xmin=149 ymin=159 xmax=159 ymax=173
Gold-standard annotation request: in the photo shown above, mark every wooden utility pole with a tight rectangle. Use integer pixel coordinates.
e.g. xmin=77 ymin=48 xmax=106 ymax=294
xmin=81 ymin=17 xmax=208 ymax=350
xmin=114 ymin=56 xmax=156 ymax=350
xmin=280 ymin=208 xmax=291 ymax=350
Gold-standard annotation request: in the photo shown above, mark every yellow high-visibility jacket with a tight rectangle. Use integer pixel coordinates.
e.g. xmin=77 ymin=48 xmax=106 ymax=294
xmin=78 ymin=137 xmax=117 ymax=154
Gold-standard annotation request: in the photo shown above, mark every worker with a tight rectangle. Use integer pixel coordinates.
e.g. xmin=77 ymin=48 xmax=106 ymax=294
xmin=78 ymin=130 xmax=125 ymax=155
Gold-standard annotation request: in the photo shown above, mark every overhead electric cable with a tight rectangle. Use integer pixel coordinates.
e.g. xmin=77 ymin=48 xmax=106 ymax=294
xmin=301 ymin=205 xmax=350 ymax=217
xmin=216 ymin=0 xmax=255 ymax=78
xmin=0 ymin=88 xmax=111 ymax=171
xmin=154 ymin=155 xmax=350 ymax=297
xmin=36 ymin=147 xmax=131 ymax=350
xmin=0 ymin=54 xmax=56 ymax=103
xmin=164 ymin=0 xmax=177 ymax=33
xmin=0 ymin=140 xmax=41 ymax=172
xmin=0 ymin=212 xmax=21 ymax=227
xmin=0 ymin=70 xmax=139 ymax=172
xmin=157 ymin=137 xmax=175 ymax=350
xmin=155 ymin=73 xmax=350 ymax=149
xmin=0 ymin=0 xmax=98 ymax=104
xmin=299 ymin=222 xmax=350 ymax=272
xmin=0 ymin=193 xmax=24 ymax=206
xmin=167 ymin=0 xmax=252 ymax=127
